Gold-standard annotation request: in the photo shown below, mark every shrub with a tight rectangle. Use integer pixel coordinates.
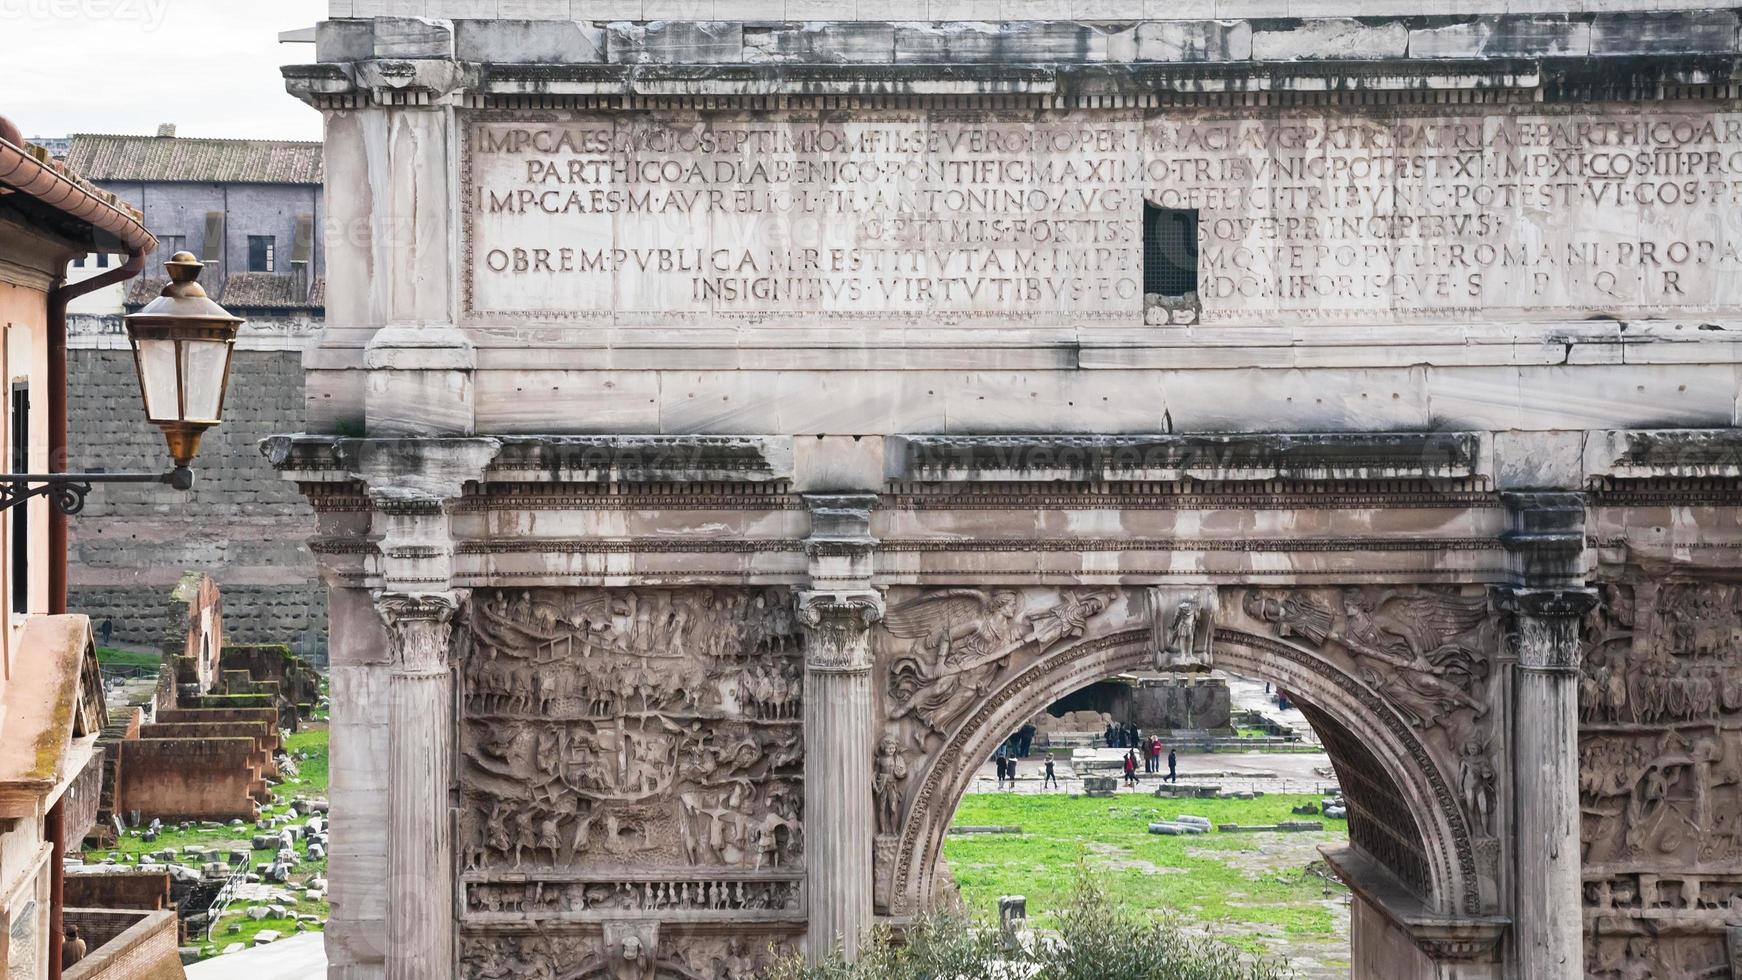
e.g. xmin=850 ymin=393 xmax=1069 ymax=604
xmin=767 ymin=878 xmax=1292 ymax=980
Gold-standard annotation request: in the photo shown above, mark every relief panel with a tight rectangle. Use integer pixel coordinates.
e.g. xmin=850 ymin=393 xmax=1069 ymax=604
xmin=1580 ymin=579 xmax=1742 ymax=977
xmin=458 ymin=588 xmax=806 ymax=926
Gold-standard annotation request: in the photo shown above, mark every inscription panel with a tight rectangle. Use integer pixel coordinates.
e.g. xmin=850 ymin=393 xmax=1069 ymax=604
xmin=465 ymin=106 xmax=1742 ymax=326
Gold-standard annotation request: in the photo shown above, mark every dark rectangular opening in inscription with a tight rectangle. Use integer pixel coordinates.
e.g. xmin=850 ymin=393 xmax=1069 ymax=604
xmin=1144 ymin=205 xmax=1199 ymax=299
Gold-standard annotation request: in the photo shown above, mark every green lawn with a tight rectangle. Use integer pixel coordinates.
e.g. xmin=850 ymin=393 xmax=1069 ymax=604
xmin=96 ymin=647 xmax=163 ymax=671
xmin=944 ymin=793 xmax=1348 ymax=957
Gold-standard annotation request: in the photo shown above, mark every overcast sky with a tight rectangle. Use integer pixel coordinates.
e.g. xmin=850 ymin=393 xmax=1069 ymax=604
xmin=2 ymin=0 xmax=326 ymax=142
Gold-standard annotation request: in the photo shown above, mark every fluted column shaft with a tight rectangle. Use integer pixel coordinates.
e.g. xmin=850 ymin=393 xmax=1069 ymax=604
xmin=1506 ymin=589 xmax=1595 ymax=980
xmin=798 ymin=590 xmax=884 ymax=962
xmin=377 ymin=593 xmax=459 ymax=980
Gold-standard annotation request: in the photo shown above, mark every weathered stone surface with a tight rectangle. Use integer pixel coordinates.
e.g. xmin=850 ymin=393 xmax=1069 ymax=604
xmin=1408 ymin=15 xmax=1589 ymax=59
xmin=1250 ymin=17 xmax=1408 ymax=60
xmin=1133 ymin=19 xmax=1251 ymax=62
xmin=1589 ymin=10 xmax=1739 ymax=56
xmin=893 ymin=21 xmax=1132 ymax=63
xmin=455 ymin=19 xmax=608 ymax=62
xmin=606 ymin=20 xmax=745 ymax=63
xmin=745 ymin=22 xmax=896 ymax=64
xmin=371 ymin=16 xmax=457 ymax=59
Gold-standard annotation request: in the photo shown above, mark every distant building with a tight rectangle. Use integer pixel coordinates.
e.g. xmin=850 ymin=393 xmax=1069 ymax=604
xmin=62 ymin=127 xmax=326 ymax=657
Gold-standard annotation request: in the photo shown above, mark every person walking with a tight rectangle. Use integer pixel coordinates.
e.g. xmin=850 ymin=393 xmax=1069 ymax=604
xmin=1123 ymin=750 xmax=1138 ymax=788
xmin=62 ymin=926 xmax=87 ymax=969
xmin=1043 ymin=757 xmax=1058 ymax=789
xmin=1166 ymin=748 xmax=1178 ymax=783
xmin=994 ymin=752 xmax=1007 ymax=789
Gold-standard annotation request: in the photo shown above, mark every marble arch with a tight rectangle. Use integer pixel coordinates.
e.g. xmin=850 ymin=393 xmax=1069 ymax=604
xmin=882 ymin=621 xmax=1481 ymax=923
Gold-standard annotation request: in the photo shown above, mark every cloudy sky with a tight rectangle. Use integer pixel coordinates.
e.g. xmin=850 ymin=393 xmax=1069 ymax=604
xmin=2 ymin=0 xmax=327 ymax=142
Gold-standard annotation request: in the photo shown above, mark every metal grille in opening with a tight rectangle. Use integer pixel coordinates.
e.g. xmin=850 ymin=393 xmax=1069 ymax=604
xmin=1143 ymin=205 xmax=1199 ymax=298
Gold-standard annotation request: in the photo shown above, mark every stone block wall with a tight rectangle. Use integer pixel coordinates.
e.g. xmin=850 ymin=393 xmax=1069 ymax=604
xmin=115 ymin=738 xmax=261 ymax=821
xmin=65 ymin=348 xmax=324 ymax=654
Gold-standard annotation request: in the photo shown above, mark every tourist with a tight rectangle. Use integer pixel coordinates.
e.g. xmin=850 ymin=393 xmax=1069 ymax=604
xmin=1018 ymin=722 xmax=1037 ymax=757
xmin=1006 ymin=757 xmax=1018 ymax=788
xmin=1043 ymin=757 xmax=1058 ymax=789
xmin=62 ymin=926 xmax=86 ymax=968
xmin=994 ymin=752 xmax=1007 ymax=788
xmin=1103 ymin=723 xmax=1115 ymax=748
xmin=1167 ymin=748 xmax=1178 ymax=784
xmin=1123 ymin=750 xmax=1138 ymax=787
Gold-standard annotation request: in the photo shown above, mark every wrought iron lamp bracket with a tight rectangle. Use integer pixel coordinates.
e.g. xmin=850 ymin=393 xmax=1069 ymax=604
xmin=0 ymin=467 xmax=194 ymax=515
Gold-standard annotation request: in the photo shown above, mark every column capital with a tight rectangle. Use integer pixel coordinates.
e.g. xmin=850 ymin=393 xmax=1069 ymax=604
xmin=375 ymin=590 xmax=462 ymax=675
xmin=1497 ymin=587 xmax=1596 ymax=673
xmin=796 ymin=589 xmax=885 ymax=672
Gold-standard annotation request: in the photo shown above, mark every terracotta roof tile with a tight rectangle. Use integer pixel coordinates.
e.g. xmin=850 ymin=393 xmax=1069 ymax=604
xmin=220 ymin=272 xmax=317 ymax=309
xmin=124 ymin=276 xmax=167 ymax=307
xmin=65 ymin=134 xmax=322 ymax=185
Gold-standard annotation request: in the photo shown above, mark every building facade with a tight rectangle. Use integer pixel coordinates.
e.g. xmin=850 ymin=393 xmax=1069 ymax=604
xmin=60 ymin=131 xmax=327 ymax=654
xmin=0 ymin=116 xmax=178 ymax=980
xmin=277 ymin=5 xmax=1742 ymax=979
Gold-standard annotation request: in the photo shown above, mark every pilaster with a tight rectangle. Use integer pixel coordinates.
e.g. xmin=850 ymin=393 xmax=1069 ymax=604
xmin=797 ymin=493 xmax=883 ymax=962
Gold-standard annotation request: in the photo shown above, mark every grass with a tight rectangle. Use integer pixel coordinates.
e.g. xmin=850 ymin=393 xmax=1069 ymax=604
xmin=944 ymin=792 xmax=1348 ymax=956
xmin=96 ymin=647 xmax=163 ymax=671
xmin=85 ymin=720 xmax=333 ymax=960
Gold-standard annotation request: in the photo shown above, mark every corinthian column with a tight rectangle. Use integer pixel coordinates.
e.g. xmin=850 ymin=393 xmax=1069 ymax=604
xmin=1502 ymin=587 xmax=1596 ymax=980
xmin=375 ymin=592 xmax=461 ymax=980
xmin=1498 ymin=490 xmax=1594 ymax=980
xmin=798 ymin=493 xmax=883 ymax=962
xmin=798 ymin=590 xmax=885 ymax=962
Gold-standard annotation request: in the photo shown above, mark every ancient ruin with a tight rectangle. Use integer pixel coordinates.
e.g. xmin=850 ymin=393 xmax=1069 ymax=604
xmin=274 ymin=4 xmax=1742 ymax=977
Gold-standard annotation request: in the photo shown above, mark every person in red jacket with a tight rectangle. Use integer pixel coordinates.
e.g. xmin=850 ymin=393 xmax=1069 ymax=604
xmin=1123 ymin=750 xmax=1139 ymax=787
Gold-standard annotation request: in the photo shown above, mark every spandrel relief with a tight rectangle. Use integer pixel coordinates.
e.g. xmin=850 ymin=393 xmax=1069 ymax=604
xmin=1234 ymin=586 xmax=1500 ymax=839
xmin=459 ymin=588 xmax=806 ymax=913
xmin=879 ymin=587 xmax=1121 ymax=753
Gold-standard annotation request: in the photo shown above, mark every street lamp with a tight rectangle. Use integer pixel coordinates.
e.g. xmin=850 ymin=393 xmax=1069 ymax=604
xmin=0 ymin=252 xmax=243 ymax=514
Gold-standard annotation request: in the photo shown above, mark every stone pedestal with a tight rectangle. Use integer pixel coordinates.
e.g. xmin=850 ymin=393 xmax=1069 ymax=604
xmin=1503 ymin=588 xmax=1596 ymax=980
xmin=376 ymin=592 xmax=460 ymax=980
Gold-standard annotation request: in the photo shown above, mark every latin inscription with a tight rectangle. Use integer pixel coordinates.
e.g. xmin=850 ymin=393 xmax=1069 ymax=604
xmin=465 ymin=110 xmax=1742 ymax=324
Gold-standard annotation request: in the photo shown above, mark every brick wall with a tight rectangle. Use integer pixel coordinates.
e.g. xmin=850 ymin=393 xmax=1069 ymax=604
xmin=63 ymin=908 xmax=185 ymax=980
xmin=65 ymin=348 xmax=322 ymax=654
xmin=116 ymin=739 xmax=261 ymax=821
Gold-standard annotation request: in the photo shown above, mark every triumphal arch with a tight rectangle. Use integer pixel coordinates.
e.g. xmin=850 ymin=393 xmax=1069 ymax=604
xmin=276 ymin=4 xmax=1742 ymax=977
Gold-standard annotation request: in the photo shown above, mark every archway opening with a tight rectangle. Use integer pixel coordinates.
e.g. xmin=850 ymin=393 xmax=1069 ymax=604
xmin=875 ymin=588 xmax=1483 ymax=977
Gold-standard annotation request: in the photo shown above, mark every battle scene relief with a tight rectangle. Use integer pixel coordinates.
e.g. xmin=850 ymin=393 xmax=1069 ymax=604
xmin=1580 ymin=578 xmax=1742 ymax=980
xmin=457 ymin=588 xmax=807 ymax=935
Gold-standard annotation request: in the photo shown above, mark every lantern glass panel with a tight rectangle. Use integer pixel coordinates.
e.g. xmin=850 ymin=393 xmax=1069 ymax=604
xmin=180 ymin=340 xmax=231 ymax=423
xmin=134 ymin=338 xmax=180 ymax=422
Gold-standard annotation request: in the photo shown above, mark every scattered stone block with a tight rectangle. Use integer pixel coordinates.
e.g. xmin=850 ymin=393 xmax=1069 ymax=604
xmin=253 ymin=930 xmax=281 ymax=946
xmin=1278 ymin=821 xmax=1324 ymax=832
xmin=247 ymin=907 xmax=270 ymax=921
xmin=1292 ymin=803 xmax=1320 ymax=815
xmin=223 ymin=943 xmax=246 ymax=955
xmin=1174 ymin=815 xmax=1211 ymax=829
xmin=1082 ymin=775 xmax=1117 ymax=797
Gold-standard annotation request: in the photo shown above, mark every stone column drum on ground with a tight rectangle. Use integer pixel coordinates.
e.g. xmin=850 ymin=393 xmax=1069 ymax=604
xmin=1506 ymin=588 xmax=1597 ymax=980
xmin=376 ymin=592 xmax=460 ymax=980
